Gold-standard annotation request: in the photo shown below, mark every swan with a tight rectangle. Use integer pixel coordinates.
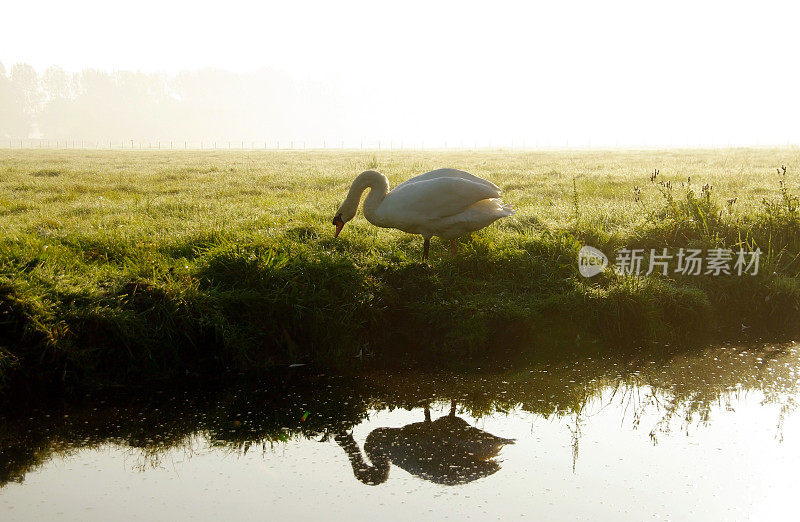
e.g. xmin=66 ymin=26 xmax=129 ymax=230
xmin=332 ymin=168 xmax=514 ymax=260
xmin=334 ymin=400 xmax=514 ymax=485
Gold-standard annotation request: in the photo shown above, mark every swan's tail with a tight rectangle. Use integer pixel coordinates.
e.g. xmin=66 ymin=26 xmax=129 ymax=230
xmin=479 ymin=198 xmax=515 ymax=219
xmin=489 ymin=198 xmax=514 ymax=218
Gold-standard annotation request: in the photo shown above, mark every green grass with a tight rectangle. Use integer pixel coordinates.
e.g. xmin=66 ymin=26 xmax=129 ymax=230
xmin=1 ymin=148 xmax=799 ymax=393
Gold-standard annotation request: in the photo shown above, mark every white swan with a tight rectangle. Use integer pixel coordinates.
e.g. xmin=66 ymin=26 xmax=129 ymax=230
xmin=332 ymin=168 xmax=514 ymax=260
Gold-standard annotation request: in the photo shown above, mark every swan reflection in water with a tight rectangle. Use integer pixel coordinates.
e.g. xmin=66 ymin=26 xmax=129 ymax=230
xmin=335 ymin=400 xmax=514 ymax=485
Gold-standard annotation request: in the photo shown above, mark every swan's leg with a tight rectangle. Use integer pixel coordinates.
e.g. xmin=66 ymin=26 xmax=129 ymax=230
xmin=449 ymin=399 xmax=457 ymax=417
xmin=424 ymin=404 xmax=431 ymax=422
xmin=422 ymin=237 xmax=430 ymax=261
xmin=449 ymin=239 xmax=457 ymax=256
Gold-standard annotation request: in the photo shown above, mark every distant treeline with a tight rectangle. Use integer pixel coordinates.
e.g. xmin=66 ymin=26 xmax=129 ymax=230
xmin=0 ymin=62 xmax=345 ymax=142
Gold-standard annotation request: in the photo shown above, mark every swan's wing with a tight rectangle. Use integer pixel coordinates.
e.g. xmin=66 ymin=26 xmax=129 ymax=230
xmin=394 ymin=168 xmax=500 ymax=193
xmin=384 ymin=176 xmax=501 ymax=221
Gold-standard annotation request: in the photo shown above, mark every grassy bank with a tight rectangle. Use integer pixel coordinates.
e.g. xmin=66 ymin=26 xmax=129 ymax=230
xmin=1 ymin=149 xmax=799 ymax=392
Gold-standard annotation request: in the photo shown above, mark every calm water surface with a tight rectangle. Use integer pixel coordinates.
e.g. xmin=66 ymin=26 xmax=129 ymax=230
xmin=2 ymin=343 xmax=799 ymax=520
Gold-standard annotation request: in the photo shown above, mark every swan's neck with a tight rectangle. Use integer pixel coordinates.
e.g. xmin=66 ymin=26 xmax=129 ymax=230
xmin=335 ymin=432 xmax=389 ymax=485
xmin=342 ymin=170 xmax=390 ymax=225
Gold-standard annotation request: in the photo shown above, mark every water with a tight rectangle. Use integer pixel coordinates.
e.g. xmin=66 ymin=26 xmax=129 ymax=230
xmin=2 ymin=343 xmax=799 ymax=520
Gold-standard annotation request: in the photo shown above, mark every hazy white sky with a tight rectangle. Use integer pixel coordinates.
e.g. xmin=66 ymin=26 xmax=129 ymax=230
xmin=3 ymin=0 xmax=799 ymax=147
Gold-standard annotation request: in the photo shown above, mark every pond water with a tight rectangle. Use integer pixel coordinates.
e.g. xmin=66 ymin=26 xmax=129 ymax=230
xmin=2 ymin=343 xmax=799 ymax=520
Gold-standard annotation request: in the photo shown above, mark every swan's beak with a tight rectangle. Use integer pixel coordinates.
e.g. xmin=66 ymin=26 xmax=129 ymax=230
xmin=332 ymin=214 xmax=344 ymax=238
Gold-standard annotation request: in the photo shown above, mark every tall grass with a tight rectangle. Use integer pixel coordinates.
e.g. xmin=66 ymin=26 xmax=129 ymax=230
xmin=0 ymin=149 xmax=799 ymax=393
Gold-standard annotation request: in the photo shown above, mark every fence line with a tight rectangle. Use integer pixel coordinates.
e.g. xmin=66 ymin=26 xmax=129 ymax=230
xmin=0 ymin=139 xmax=538 ymax=151
xmin=0 ymin=138 xmax=471 ymax=151
xmin=1 ymin=138 xmax=797 ymax=151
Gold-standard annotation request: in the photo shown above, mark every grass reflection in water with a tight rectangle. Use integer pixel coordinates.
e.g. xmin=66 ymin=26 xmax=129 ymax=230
xmin=1 ymin=342 xmax=798 ymax=487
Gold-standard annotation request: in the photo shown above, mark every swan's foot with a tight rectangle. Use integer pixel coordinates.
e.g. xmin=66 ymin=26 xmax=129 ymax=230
xmin=449 ymin=239 xmax=457 ymax=256
xmin=422 ymin=237 xmax=430 ymax=261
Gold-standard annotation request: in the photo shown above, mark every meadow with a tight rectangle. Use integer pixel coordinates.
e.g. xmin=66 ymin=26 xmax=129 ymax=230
xmin=1 ymin=148 xmax=799 ymax=393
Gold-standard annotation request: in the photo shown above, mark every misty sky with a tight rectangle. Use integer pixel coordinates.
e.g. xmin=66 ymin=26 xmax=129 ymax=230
xmin=3 ymin=0 xmax=800 ymax=147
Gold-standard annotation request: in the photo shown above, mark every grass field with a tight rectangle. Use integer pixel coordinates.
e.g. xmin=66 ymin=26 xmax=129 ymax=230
xmin=1 ymin=148 xmax=799 ymax=393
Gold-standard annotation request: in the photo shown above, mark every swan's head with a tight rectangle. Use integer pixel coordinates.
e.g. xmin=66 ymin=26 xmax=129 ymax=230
xmin=332 ymin=203 xmax=356 ymax=238
xmin=332 ymin=213 xmax=345 ymax=237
